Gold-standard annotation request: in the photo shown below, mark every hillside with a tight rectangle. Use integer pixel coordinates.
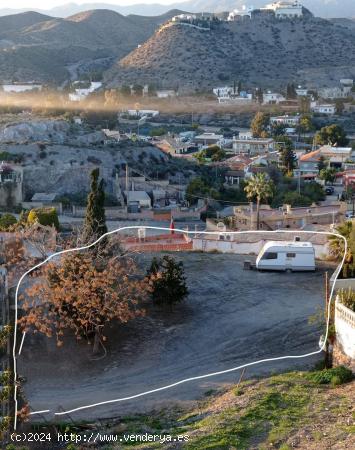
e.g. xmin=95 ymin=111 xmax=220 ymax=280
xmin=45 ymin=370 xmax=354 ymax=449
xmin=0 ymin=9 xmax=179 ymax=83
xmin=106 ymin=13 xmax=355 ymax=92
xmin=0 ymin=11 xmax=51 ymax=34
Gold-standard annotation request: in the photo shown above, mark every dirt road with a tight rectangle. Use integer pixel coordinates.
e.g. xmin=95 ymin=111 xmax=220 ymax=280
xmin=18 ymin=253 xmax=329 ymax=422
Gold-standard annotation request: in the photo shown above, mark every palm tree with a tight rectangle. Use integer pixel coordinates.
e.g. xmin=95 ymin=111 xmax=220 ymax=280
xmin=328 ymin=221 xmax=353 ymax=262
xmin=244 ymin=173 xmax=274 ymax=230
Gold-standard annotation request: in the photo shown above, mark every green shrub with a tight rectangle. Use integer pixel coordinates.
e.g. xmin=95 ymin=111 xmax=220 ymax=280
xmin=0 ymin=370 xmax=11 ymax=384
xmin=149 ymin=127 xmax=166 ymax=137
xmin=233 ymin=387 xmax=244 ymax=396
xmin=27 ymin=207 xmax=60 ymax=230
xmin=330 ymin=375 xmax=342 ymax=387
xmin=0 ymin=385 xmax=12 ymax=401
xmin=308 ymin=366 xmax=353 ymax=385
xmin=0 ymin=213 xmax=17 ymax=230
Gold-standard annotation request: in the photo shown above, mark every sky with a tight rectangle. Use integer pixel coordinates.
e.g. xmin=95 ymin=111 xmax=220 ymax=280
xmin=3 ymin=0 xmax=178 ymax=8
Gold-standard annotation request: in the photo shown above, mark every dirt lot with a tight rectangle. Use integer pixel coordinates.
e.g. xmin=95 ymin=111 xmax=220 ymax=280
xmin=18 ymin=253 xmax=329 ymax=423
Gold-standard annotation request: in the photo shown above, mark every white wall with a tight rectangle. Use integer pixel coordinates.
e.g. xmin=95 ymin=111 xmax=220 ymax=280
xmin=192 ymin=237 xmax=327 ymax=258
xmin=335 ymin=299 xmax=355 ymax=359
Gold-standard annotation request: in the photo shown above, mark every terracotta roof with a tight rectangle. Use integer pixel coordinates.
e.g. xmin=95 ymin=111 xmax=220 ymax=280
xmin=299 ymin=150 xmax=321 ymax=162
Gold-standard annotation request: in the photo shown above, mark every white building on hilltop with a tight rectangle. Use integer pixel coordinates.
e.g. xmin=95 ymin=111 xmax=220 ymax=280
xmin=262 ymin=1 xmax=303 ymax=18
xmin=172 ymin=14 xmax=197 ymax=22
xmin=228 ymin=5 xmax=254 ymax=20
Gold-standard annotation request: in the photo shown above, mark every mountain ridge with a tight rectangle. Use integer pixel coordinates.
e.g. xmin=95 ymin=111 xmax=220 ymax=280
xmin=0 ymin=9 xmax=181 ymax=83
xmin=0 ymin=1 xmax=354 ymax=19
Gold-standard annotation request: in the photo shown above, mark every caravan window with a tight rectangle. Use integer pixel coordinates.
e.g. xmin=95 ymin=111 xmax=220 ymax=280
xmin=262 ymin=252 xmax=278 ymax=260
xmin=286 ymin=253 xmax=296 ymax=258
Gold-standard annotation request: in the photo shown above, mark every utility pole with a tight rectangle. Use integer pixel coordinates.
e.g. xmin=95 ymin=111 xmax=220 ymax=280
xmin=125 ymin=164 xmax=129 ymax=192
xmin=250 ymin=202 xmax=253 ymax=230
xmin=324 ymin=271 xmax=331 ymax=368
xmin=298 ymin=170 xmax=301 ymax=195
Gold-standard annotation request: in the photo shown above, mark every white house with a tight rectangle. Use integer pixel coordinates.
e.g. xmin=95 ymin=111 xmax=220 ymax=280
xmin=228 ymin=5 xmax=253 ymax=20
xmin=270 ymin=115 xmax=300 ymax=126
xmin=311 ymin=103 xmax=336 ymax=115
xmin=213 ymin=87 xmax=253 ymax=103
xmin=172 ymin=14 xmax=197 ymax=22
xmin=263 ymin=92 xmax=286 ymax=104
xmin=340 ymin=79 xmax=354 ymax=87
xmin=194 ymin=132 xmax=224 ymax=147
xmin=156 ymin=90 xmax=177 ymax=98
xmin=213 ymin=86 xmax=235 ymax=99
xmin=2 ymin=83 xmax=43 ymax=93
xmin=295 ymin=87 xmax=308 ymax=96
xmin=318 ymin=87 xmax=351 ymax=100
xmin=319 ymin=145 xmax=353 ymax=167
xmin=263 ymin=1 xmax=303 ymax=18
xmin=239 ymin=131 xmax=253 ymax=140
xmin=233 ymin=134 xmax=275 ymax=155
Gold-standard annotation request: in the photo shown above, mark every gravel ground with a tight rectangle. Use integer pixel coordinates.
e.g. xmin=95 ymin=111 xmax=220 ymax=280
xmin=18 ymin=253 xmax=329 ymax=423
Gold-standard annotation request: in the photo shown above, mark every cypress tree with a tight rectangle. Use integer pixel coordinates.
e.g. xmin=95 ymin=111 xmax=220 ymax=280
xmin=83 ymin=168 xmax=107 ymax=243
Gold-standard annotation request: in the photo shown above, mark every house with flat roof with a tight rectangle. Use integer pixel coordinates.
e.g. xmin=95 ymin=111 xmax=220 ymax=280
xmin=233 ymin=134 xmax=275 ymax=155
xmin=156 ymin=90 xmax=177 ymax=98
xmin=194 ymin=133 xmax=224 ymax=147
xmin=270 ymin=115 xmax=300 ymax=126
xmin=311 ymin=103 xmax=336 ymax=115
xmin=263 ymin=92 xmax=286 ymax=104
xmin=318 ymin=145 xmax=353 ymax=167
xmin=295 ymin=87 xmax=308 ymax=96
xmin=298 ymin=146 xmax=353 ymax=175
xmin=262 ymin=1 xmax=303 ymax=18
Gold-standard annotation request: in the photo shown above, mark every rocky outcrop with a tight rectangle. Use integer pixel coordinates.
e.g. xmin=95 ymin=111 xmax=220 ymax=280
xmin=0 ymin=120 xmax=70 ymax=144
xmin=0 ymin=120 xmax=106 ymax=146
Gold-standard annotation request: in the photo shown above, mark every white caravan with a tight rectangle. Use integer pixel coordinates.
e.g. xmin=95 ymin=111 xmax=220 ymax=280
xmin=256 ymin=241 xmax=315 ymax=272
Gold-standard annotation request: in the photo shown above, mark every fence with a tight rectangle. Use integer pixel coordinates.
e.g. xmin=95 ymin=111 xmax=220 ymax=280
xmin=335 ymin=297 xmax=355 ymax=360
xmin=71 ymin=205 xmax=205 ymax=221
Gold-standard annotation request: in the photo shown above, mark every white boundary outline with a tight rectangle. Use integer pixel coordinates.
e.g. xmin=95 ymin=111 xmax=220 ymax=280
xmin=12 ymin=227 xmax=346 ymax=429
